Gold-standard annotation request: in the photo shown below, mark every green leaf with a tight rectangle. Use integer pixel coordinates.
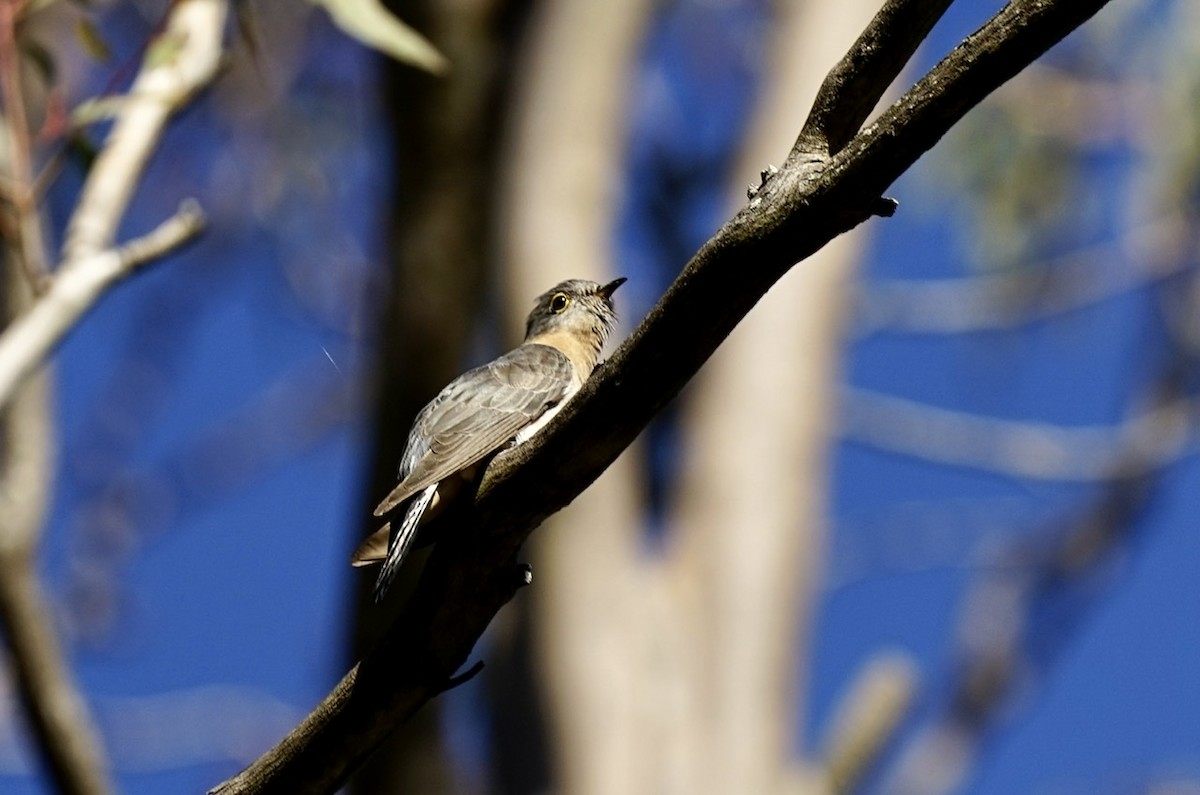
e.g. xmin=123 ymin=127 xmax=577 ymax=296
xmin=311 ymin=0 xmax=447 ymax=74
xmin=74 ymin=17 xmax=113 ymax=62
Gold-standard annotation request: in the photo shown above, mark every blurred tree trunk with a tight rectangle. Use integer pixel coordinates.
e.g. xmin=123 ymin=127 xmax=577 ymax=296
xmin=496 ymin=0 xmax=651 ymax=793
xmin=350 ymin=1 xmax=531 ymax=792
xmin=662 ymin=2 xmax=881 ymax=791
xmin=500 ymin=1 xmax=882 ymax=793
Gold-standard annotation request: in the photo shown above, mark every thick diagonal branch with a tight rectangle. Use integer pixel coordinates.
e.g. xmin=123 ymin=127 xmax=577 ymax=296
xmin=210 ymin=0 xmax=1115 ymax=792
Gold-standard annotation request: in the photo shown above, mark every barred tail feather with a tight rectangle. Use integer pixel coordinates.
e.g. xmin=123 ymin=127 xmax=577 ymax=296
xmin=373 ymin=484 xmax=437 ymax=603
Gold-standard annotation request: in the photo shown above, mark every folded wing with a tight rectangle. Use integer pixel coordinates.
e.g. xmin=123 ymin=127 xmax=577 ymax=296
xmin=372 ymin=343 xmax=576 ymax=517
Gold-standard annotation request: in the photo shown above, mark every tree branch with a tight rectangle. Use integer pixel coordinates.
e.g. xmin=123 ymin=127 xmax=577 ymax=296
xmin=0 ymin=0 xmax=226 ymax=417
xmin=794 ymin=0 xmax=953 ymax=157
xmin=0 ymin=3 xmax=224 ymax=792
xmin=63 ymin=0 xmax=226 ymax=260
xmin=210 ymin=0 xmax=1116 ymax=792
xmin=830 ymin=0 xmax=1114 ymax=200
xmin=0 ymin=247 xmax=112 ymax=795
xmin=0 ymin=201 xmax=205 ymax=412
xmin=0 ymin=544 xmax=115 ymax=795
xmin=818 ymin=651 xmax=917 ymax=794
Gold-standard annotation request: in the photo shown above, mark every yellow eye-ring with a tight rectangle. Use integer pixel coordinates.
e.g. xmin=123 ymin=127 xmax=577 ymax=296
xmin=549 ymin=292 xmax=571 ymax=313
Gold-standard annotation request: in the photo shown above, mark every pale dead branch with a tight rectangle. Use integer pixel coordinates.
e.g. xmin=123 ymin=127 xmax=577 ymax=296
xmin=0 ymin=201 xmax=205 ymax=415
xmin=0 ymin=0 xmax=226 ymax=416
xmin=0 ymin=207 xmax=110 ymax=795
xmin=0 ymin=2 xmax=227 ymax=793
xmin=63 ymin=0 xmax=225 ymax=260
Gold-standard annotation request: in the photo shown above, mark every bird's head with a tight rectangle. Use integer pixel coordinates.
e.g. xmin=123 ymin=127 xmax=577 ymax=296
xmin=524 ymin=278 xmax=626 ymax=349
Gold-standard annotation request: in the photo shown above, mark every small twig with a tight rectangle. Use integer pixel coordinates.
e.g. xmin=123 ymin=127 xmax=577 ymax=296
xmin=29 ymin=141 xmax=68 ymax=206
xmin=115 ymin=199 xmax=207 ymax=266
xmin=852 ymin=214 xmax=1192 ymax=336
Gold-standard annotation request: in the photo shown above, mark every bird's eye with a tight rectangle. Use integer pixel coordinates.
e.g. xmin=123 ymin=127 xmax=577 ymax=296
xmin=549 ymin=293 xmax=571 ymax=313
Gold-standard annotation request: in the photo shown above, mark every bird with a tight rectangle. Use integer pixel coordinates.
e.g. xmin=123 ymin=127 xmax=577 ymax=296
xmin=352 ymin=277 xmax=627 ymax=602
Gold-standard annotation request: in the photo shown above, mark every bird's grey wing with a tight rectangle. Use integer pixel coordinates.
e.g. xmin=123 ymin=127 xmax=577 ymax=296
xmin=373 ymin=344 xmax=574 ymax=516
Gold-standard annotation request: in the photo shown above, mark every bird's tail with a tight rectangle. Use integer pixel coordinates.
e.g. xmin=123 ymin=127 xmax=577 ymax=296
xmin=373 ymin=483 xmax=437 ymax=603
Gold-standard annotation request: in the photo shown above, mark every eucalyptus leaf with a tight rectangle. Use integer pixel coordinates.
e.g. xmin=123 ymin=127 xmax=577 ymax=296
xmin=74 ymin=17 xmax=113 ymax=62
xmin=311 ymin=0 xmax=447 ymax=74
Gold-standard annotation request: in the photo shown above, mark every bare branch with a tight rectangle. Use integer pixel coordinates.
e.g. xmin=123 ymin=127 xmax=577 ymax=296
xmin=883 ymin=461 xmax=1161 ymax=795
xmin=64 ymin=0 xmax=227 ymax=260
xmin=0 ymin=201 xmax=205 ymax=412
xmin=0 ymin=547 xmax=114 ymax=795
xmin=0 ymin=267 xmax=111 ymax=795
xmin=0 ymin=3 xmax=225 ymax=793
xmin=839 ymin=387 xmax=1194 ymax=481
xmin=830 ymin=0 xmax=1116 ymax=201
xmin=794 ymin=0 xmax=953 ymax=157
xmin=210 ymin=1 xmax=1116 ymax=792
xmin=0 ymin=0 xmax=226 ymax=417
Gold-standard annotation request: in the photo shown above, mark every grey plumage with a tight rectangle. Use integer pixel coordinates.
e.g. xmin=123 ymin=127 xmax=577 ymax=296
xmin=354 ymin=277 xmax=625 ymax=602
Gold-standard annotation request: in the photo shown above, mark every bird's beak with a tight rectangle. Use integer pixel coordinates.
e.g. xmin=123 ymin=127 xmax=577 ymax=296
xmin=599 ymin=277 xmax=627 ymax=299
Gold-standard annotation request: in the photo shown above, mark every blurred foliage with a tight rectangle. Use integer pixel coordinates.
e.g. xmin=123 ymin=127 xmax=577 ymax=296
xmin=1149 ymin=1 xmax=1200 ymax=215
xmin=932 ymin=83 xmax=1086 ymax=276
